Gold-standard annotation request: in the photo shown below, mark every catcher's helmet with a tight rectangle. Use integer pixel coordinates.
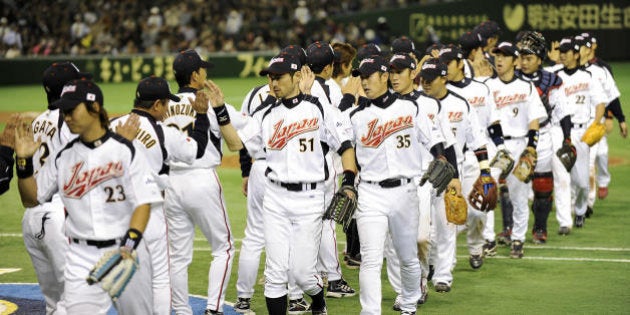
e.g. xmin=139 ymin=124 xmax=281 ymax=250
xmin=519 ymin=31 xmax=547 ymax=59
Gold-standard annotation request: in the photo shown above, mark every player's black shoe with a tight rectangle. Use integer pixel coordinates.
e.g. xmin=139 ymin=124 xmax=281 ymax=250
xmin=204 ymin=310 xmax=223 ymax=315
xmin=482 ymin=240 xmax=497 ymax=257
xmin=558 ymin=226 xmax=571 ymax=235
xmin=532 ymin=229 xmax=547 ymax=244
xmin=434 ymin=282 xmax=451 ymax=293
xmin=575 ymin=215 xmax=585 ymax=228
xmin=469 ymin=254 xmax=483 ymax=269
xmin=288 ymin=298 xmax=311 ymax=315
xmin=326 ymin=278 xmax=356 ymax=298
xmin=585 ymin=206 xmax=594 ymax=218
xmin=496 ymin=227 xmax=512 ymax=245
xmin=234 ymin=297 xmax=251 ymax=313
xmin=510 ymin=240 xmax=524 ymax=259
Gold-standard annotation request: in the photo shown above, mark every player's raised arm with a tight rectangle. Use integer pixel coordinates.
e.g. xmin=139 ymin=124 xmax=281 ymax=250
xmin=15 ymin=114 xmax=42 ymax=207
xmin=204 ymin=80 xmax=243 ymax=151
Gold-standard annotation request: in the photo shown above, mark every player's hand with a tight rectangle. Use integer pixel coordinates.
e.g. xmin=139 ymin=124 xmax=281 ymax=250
xmin=341 ymin=76 xmax=361 ymax=97
xmin=204 ymin=80 xmax=224 ymax=109
xmin=447 ymin=178 xmax=462 ymax=197
xmin=115 ymin=113 xmax=140 ymax=141
xmin=604 ymin=118 xmax=614 ymax=134
xmin=189 ymin=90 xmax=210 ymax=114
xmin=547 ymin=41 xmax=560 ymax=63
xmin=299 ymin=65 xmax=315 ymax=95
xmin=620 ymin=121 xmax=628 ymax=138
xmin=0 ymin=113 xmax=19 ymax=148
xmin=14 ymin=114 xmax=40 ymax=158
xmin=241 ymin=177 xmax=249 ymax=196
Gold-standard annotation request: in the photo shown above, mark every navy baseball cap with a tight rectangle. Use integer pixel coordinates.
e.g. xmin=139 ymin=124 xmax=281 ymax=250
xmin=476 ymin=20 xmax=502 ymax=40
xmin=419 ymin=58 xmax=447 ymax=82
xmin=173 ymin=49 xmax=213 ymax=76
xmin=42 ymin=62 xmax=92 ymax=104
xmin=581 ymin=32 xmax=597 ymax=44
xmin=280 ymin=45 xmax=307 ymax=65
xmin=306 ymin=41 xmax=339 ymax=68
xmin=352 ymin=55 xmax=389 ymax=77
xmin=357 ymin=43 xmax=384 ymax=60
xmin=573 ymin=35 xmax=591 ymax=48
xmin=424 ymin=43 xmax=444 ymax=56
xmin=558 ymin=37 xmax=579 ymax=52
xmin=492 ymin=41 xmax=519 ymax=57
xmin=135 ymin=76 xmax=181 ymax=102
xmin=459 ymin=31 xmax=485 ymax=52
xmin=259 ymin=54 xmax=301 ymax=76
xmin=53 ymin=79 xmax=104 ymax=110
xmin=391 ymin=36 xmax=416 ymax=54
xmin=439 ymin=44 xmax=464 ymax=63
xmin=389 ymin=54 xmax=416 ymax=70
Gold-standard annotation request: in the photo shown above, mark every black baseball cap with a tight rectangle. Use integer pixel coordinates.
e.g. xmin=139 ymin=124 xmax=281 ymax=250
xmin=53 ymin=79 xmax=104 ymax=110
xmin=389 ymin=54 xmax=416 ymax=70
xmin=424 ymin=43 xmax=444 ymax=56
xmin=280 ymin=45 xmax=307 ymax=65
xmin=492 ymin=41 xmax=519 ymax=57
xmin=476 ymin=20 xmax=502 ymax=40
xmin=352 ymin=55 xmax=389 ymax=77
xmin=459 ymin=31 xmax=484 ymax=52
xmin=439 ymin=44 xmax=464 ymax=63
xmin=306 ymin=41 xmax=340 ymax=68
xmin=259 ymin=54 xmax=301 ymax=76
xmin=419 ymin=58 xmax=447 ymax=82
xmin=581 ymin=32 xmax=597 ymax=44
xmin=391 ymin=36 xmax=416 ymax=54
xmin=558 ymin=37 xmax=579 ymax=52
xmin=173 ymin=49 xmax=213 ymax=77
xmin=573 ymin=35 xmax=591 ymax=48
xmin=42 ymin=62 xmax=92 ymax=104
xmin=135 ymin=76 xmax=181 ymax=102
xmin=357 ymin=43 xmax=384 ymax=60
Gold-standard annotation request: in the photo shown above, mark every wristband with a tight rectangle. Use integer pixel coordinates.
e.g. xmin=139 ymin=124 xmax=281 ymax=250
xmin=341 ymin=170 xmax=356 ymax=187
xmin=121 ymin=228 xmax=143 ymax=250
xmin=213 ymin=104 xmax=231 ymax=126
xmin=16 ymin=156 xmax=34 ymax=179
xmin=527 ymin=129 xmax=539 ymax=148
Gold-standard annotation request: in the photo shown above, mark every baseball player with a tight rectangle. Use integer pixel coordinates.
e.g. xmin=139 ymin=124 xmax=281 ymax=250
xmin=440 ymin=45 xmax=507 ymax=262
xmin=0 ymin=115 xmax=16 ymax=195
xmin=385 ymin=54 xmax=459 ymax=303
xmin=163 ymin=49 xmax=244 ymax=315
xmin=484 ymin=42 xmax=547 ymax=258
xmin=556 ymin=37 xmax=607 ymax=228
xmin=306 ymin=41 xmax=356 ymax=298
xmin=16 ymin=78 xmax=162 ymax=314
xmin=110 ymin=76 xmax=212 ymax=314
xmin=20 ymin=62 xmax=86 ymax=314
xmin=237 ymin=54 xmax=357 ymax=315
xmin=348 ymin=54 xmax=452 ymax=315
xmin=515 ymin=32 xmax=574 ymax=242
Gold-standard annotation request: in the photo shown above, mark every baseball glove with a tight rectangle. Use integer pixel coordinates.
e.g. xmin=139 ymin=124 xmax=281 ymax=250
xmin=513 ymin=146 xmax=537 ymax=183
xmin=556 ymin=139 xmax=577 ymax=172
xmin=468 ymin=171 xmax=498 ymax=212
xmin=420 ymin=157 xmax=456 ymax=195
xmin=581 ymin=122 xmax=606 ymax=146
xmin=324 ymin=185 xmax=357 ymax=233
xmin=444 ymin=187 xmax=467 ymax=225
xmin=490 ymin=149 xmax=515 ymax=180
xmin=87 ymin=248 xmax=139 ymax=301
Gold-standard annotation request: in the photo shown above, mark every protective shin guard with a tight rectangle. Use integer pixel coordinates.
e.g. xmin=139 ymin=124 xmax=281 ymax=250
xmin=499 ymin=183 xmax=514 ymax=230
xmin=532 ymin=173 xmax=554 ymax=231
xmin=265 ymin=295 xmax=287 ymax=315
xmin=309 ymin=289 xmax=326 ymax=311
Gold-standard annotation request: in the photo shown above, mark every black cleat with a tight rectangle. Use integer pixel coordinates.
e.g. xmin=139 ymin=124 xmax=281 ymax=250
xmin=234 ymin=297 xmax=251 ymax=313
xmin=575 ymin=215 xmax=585 ymax=228
xmin=510 ymin=240 xmax=524 ymax=259
xmin=469 ymin=255 xmax=483 ymax=269
xmin=482 ymin=240 xmax=497 ymax=257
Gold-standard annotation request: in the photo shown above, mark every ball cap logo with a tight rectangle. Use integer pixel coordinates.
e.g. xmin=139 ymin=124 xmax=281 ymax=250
xmin=61 ymin=85 xmax=77 ymax=96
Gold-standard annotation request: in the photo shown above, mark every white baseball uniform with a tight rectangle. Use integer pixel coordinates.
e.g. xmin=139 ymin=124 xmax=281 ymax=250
xmin=163 ymin=87 xmax=247 ymax=314
xmin=24 ymin=109 xmax=74 ymax=314
xmin=35 ymin=131 xmax=162 ymax=314
xmin=111 ymin=109 xmax=204 ymax=315
xmin=447 ymin=78 xmax=501 ymax=255
xmin=349 ymin=91 xmax=445 ymax=314
xmin=237 ymin=93 xmax=353 ymax=301
xmin=484 ymin=76 xmax=547 ymax=243
xmin=556 ymin=67 xmax=607 ymax=217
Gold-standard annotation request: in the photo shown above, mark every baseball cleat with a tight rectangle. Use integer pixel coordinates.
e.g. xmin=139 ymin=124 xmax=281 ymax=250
xmin=234 ymin=297 xmax=251 ymax=313
xmin=392 ymin=295 xmax=402 ymax=311
xmin=418 ymin=278 xmax=429 ymax=304
xmin=598 ymin=186 xmax=608 ymax=199
xmin=344 ymin=254 xmax=361 ymax=269
xmin=585 ymin=206 xmax=594 ymax=218
xmin=311 ymin=307 xmax=327 ymax=315
xmin=510 ymin=240 xmax=524 ymax=259
xmin=204 ymin=310 xmax=223 ymax=315
xmin=469 ymin=255 xmax=483 ymax=269
xmin=401 ymin=311 xmax=416 ymax=315
xmin=482 ymin=240 xmax=497 ymax=257
xmin=288 ymin=298 xmax=311 ymax=315
xmin=558 ymin=226 xmax=571 ymax=235
xmin=496 ymin=227 xmax=512 ymax=245
xmin=574 ymin=215 xmax=585 ymax=228
xmin=326 ymin=278 xmax=356 ymax=298
xmin=532 ymin=229 xmax=547 ymax=244
xmin=434 ymin=282 xmax=451 ymax=293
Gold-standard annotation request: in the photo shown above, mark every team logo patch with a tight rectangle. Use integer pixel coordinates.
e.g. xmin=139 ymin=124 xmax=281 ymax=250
xmin=448 ymin=111 xmax=464 ymax=122
xmin=63 ymin=161 xmax=124 ymax=199
xmin=493 ymin=91 xmax=527 ymax=109
xmin=360 ymin=116 xmax=414 ymax=148
xmin=60 ymin=85 xmax=76 ymax=96
xmin=268 ymin=118 xmax=319 ymax=150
